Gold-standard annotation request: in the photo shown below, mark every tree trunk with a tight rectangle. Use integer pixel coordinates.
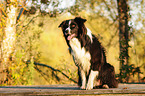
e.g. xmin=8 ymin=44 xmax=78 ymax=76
xmin=117 ymin=0 xmax=129 ymax=82
xmin=1 ymin=0 xmax=17 ymax=84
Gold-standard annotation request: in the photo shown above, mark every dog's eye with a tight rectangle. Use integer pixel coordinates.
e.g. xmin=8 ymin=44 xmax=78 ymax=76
xmin=71 ymin=24 xmax=76 ymax=28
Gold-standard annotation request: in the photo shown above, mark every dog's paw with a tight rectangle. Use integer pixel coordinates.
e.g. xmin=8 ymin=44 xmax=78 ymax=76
xmin=80 ymin=85 xmax=86 ymax=90
xmin=86 ymin=85 xmax=93 ymax=90
xmin=102 ymin=84 xmax=109 ymax=89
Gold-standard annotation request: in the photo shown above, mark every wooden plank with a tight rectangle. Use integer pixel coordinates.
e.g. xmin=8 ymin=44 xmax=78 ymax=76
xmin=0 ymin=84 xmax=145 ymax=95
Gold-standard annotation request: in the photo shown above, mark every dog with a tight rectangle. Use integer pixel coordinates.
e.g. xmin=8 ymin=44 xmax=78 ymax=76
xmin=59 ymin=17 xmax=118 ymax=90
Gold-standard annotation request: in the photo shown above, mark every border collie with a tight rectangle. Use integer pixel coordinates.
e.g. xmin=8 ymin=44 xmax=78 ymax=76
xmin=59 ymin=17 xmax=118 ymax=90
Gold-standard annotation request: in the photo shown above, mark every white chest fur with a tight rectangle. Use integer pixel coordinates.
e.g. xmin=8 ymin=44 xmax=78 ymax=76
xmin=69 ymin=38 xmax=91 ymax=73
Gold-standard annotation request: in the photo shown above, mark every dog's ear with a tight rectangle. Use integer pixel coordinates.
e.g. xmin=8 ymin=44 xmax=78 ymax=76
xmin=58 ymin=21 xmax=65 ymax=28
xmin=74 ymin=17 xmax=86 ymax=23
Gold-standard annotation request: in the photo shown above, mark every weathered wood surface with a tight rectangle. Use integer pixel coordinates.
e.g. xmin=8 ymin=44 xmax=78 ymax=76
xmin=0 ymin=84 xmax=145 ymax=96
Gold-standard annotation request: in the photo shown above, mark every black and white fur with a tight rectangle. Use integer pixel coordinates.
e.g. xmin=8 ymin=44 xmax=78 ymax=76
xmin=59 ymin=17 xmax=118 ymax=90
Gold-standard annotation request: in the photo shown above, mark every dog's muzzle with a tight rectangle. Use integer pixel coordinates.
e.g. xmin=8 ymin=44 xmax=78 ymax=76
xmin=65 ymin=28 xmax=75 ymax=40
xmin=67 ymin=34 xmax=75 ymax=40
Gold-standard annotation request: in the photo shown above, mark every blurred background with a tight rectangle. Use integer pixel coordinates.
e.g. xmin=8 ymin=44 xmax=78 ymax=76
xmin=0 ymin=0 xmax=145 ymax=86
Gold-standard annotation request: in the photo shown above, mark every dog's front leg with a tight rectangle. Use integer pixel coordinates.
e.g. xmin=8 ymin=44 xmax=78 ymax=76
xmin=86 ymin=70 xmax=99 ymax=90
xmin=80 ymin=69 xmax=86 ymax=89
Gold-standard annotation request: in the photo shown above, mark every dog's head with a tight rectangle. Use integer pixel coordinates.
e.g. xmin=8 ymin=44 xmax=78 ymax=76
xmin=58 ymin=17 xmax=87 ymax=40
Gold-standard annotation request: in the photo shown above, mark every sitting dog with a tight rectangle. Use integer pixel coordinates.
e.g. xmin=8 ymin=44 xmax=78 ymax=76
xmin=59 ymin=17 xmax=118 ymax=90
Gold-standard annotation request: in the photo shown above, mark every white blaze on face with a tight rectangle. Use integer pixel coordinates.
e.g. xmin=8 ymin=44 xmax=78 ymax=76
xmin=65 ymin=20 xmax=71 ymax=35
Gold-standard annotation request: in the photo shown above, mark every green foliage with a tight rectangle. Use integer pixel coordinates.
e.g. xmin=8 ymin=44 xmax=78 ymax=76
xmin=116 ymin=64 xmax=143 ymax=83
xmin=7 ymin=15 xmax=43 ymax=85
xmin=26 ymin=57 xmax=35 ymax=85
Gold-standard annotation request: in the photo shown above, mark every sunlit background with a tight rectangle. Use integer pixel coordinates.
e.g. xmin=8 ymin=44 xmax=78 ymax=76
xmin=0 ymin=0 xmax=145 ymax=85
